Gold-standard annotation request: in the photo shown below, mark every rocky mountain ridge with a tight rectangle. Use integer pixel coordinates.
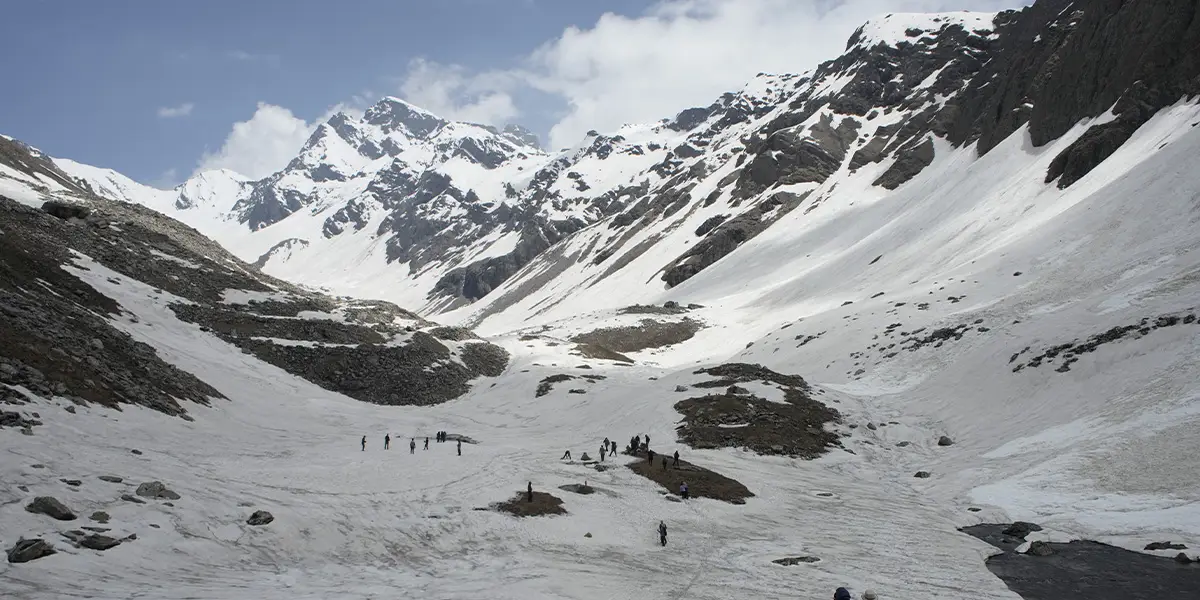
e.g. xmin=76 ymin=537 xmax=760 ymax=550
xmin=0 ymin=135 xmax=509 ymax=420
xmin=36 ymin=0 xmax=1200 ymax=326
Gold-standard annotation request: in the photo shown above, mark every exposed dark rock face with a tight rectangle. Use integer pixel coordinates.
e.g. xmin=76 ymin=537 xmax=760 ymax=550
xmin=662 ymin=192 xmax=807 ymax=287
xmin=963 ymin=524 xmax=1200 ymax=600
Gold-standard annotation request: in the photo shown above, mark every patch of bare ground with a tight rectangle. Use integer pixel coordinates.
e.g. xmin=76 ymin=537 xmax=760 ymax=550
xmin=627 ymin=452 xmax=753 ymax=504
xmin=570 ymin=318 xmax=703 ymax=353
xmin=676 ymin=363 xmax=840 ymax=458
xmin=493 ymin=491 xmax=567 ymax=517
xmin=571 ymin=343 xmax=634 ymax=364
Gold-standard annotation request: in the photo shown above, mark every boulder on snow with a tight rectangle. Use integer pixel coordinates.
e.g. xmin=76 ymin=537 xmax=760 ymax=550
xmin=937 ymin=435 xmax=954 ymax=446
xmin=675 ymin=385 xmax=689 ymax=392
xmin=1176 ymin=552 xmax=1195 ymax=564
xmin=1002 ymin=521 xmax=1043 ymax=539
xmin=773 ymin=555 xmax=820 ymax=565
xmin=1026 ymin=541 xmax=1055 ymax=556
xmin=25 ymin=496 xmax=76 ymax=521
xmin=90 ymin=511 xmax=110 ymax=524
xmin=121 ymin=494 xmax=146 ymax=504
xmin=247 ymin=510 xmax=275 ymax=526
xmin=559 ymin=483 xmax=595 ymax=495
xmin=136 ymin=481 xmax=181 ymax=500
xmin=914 ymin=471 xmax=931 ymax=478
xmin=79 ymin=534 xmax=122 ymax=551
xmin=7 ymin=539 xmax=55 ymax=563
xmin=98 ymin=475 xmax=123 ymax=483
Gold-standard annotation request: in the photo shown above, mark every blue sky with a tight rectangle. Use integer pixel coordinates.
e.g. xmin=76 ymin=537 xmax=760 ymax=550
xmin=0 ymin=0 xmax=1025 ymax=187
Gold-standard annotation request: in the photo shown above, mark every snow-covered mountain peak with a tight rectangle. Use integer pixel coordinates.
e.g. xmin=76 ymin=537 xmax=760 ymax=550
xmin=847 ymin=10 xmax=999 ymax=50
xmin=362 ymin=96 xmax=447 ymax=138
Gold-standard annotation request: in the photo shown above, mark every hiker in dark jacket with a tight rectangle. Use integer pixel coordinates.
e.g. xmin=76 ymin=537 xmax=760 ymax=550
xmin=410 ymin=438 xmax=416 ymax=454
xmin=457 ymin=439 xmax=462 ymax=456
xmin=424 ymin=437 xmax=429 ymax=450
xmin=599 ymin=446 xmax=606 ymax=462
xmin=361 ymin=436 xmax=366 ymax=451
xmin=647 ymin=448 xmax=656 ymax=464
xmin=658 ymin=521 xmax=667 ymax=546
xmin=834 ymin=588 xmax=852 ymax=600
xmin=384 ymin=434 xmax=390 ymax=450
xmin=662 ymin=456 xmax=668 ymax=470
xmin=527 ymin=481 xmax=533 ymax=502
xmin=561 ymin=450 xmax=572 ymax=460
xmin=673 ymin=450 xmax=680 ymax=466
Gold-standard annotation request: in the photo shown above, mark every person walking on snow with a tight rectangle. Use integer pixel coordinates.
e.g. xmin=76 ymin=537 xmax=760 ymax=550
xmin=658 ymin=521 xmax=667 ymax=546
xmin=410 ymin=438 xmax=416 ymax=454
xmin=457 ymin=439 xmax=462 ymax=456
xmin=424 ymin=437 xmax=429 ymax=450
xmin=647 ymin=448 xmax=656 ymax=464
xmin=680 ymin=481 xmax=689 ymax=500
xmin=361 ymin=436 xmax=367 ymax=451
xmin=527 ymin=481 xmax=533 ymax=503
xmin=561 ymin=450 xmax=572 ymax=460
xmin=384 ymin=434 xmax=390 ymax=450
xmin=600 ymin=446 xmax=606 ymax=462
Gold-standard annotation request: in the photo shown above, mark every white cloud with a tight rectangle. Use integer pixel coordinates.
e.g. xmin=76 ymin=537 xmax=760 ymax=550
xmin=523 ymin=0 xmax=1020 ymax=148
xmin=157 ymin=102 xmax=195 ymax=118
xmin=194 ymin=103 xmax=317 ymax=179
xmin=395 ymin=0 xmax=1022 ymax=149
xmin=398 ymin=58 xmax=520 ymax=126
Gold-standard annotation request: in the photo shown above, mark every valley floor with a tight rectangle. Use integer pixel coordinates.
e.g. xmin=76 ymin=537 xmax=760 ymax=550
xmin=1 ymin=264 xmax=1015 ymax=599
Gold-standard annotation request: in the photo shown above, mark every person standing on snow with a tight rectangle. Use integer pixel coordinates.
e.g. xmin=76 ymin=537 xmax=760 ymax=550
xmin=410 ymin=438 xmax=416 ymax=454
xmin=457 ymin=439 xmax=462 ymax=456
xmin=384 ymin=434 xmax=390 ymax=450
xmin=527 ymin=481 xmax=534 ymax=502
xmin=361 ymin=436 xmax=367 ymax=451
xmin=658 ymin=521 xmax=667 ymax=546
xmin=599 ymin=446 xmax=606 ymax=462
xmin=673 ymin=450 xmax=680 ymax=467
xmin=424 ymin=437 xmax=429 ymax=450
xmin=679 ymin=482 xmax=689 ymax=500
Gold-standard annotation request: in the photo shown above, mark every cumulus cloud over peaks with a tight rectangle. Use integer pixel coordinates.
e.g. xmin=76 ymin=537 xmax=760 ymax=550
xmin=194 ymin=103 xmax=318 ymax=180
xmin=399 ymin=58 xmax=521 ymax=127
xmin=397 ymin=0 xmax=1019 ymax=149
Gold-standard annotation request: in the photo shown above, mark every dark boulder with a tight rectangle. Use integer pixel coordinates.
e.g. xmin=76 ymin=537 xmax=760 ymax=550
xmin=914 ymin=471 xmax=931 ymax=478
xmin=25 ymin=496 xmax=76 ymax=521
xmin=1145 ymin=541 xmax=1187 ymax=551
xmin=1002 ymin=521 xmax=1043 ymax=539
xmin=247 ymin=510 xmax=275 ymax=526
xmin=1026 ymin=541 xmax=1055 ymax=556
xmin=79 ymin=534 xmax=122 ymax=551
xmin=41 ymin=200 xmax=90 ymax=220
xmin=136 ymin=481 xmax=181 ymax=500
xmin=7 ymin=539 xmax=55 ymax=563
xmin=937 ymin=435 xmax=954 ymax=446
xmin=90 ymin=511 xmax=110 ymax=524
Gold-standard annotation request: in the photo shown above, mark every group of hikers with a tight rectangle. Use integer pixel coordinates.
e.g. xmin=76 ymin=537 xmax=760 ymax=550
xmin=363 ymin=431 xmax=875 ymax=597
xmin=363 ymin=432 xmax=461 ymax=456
